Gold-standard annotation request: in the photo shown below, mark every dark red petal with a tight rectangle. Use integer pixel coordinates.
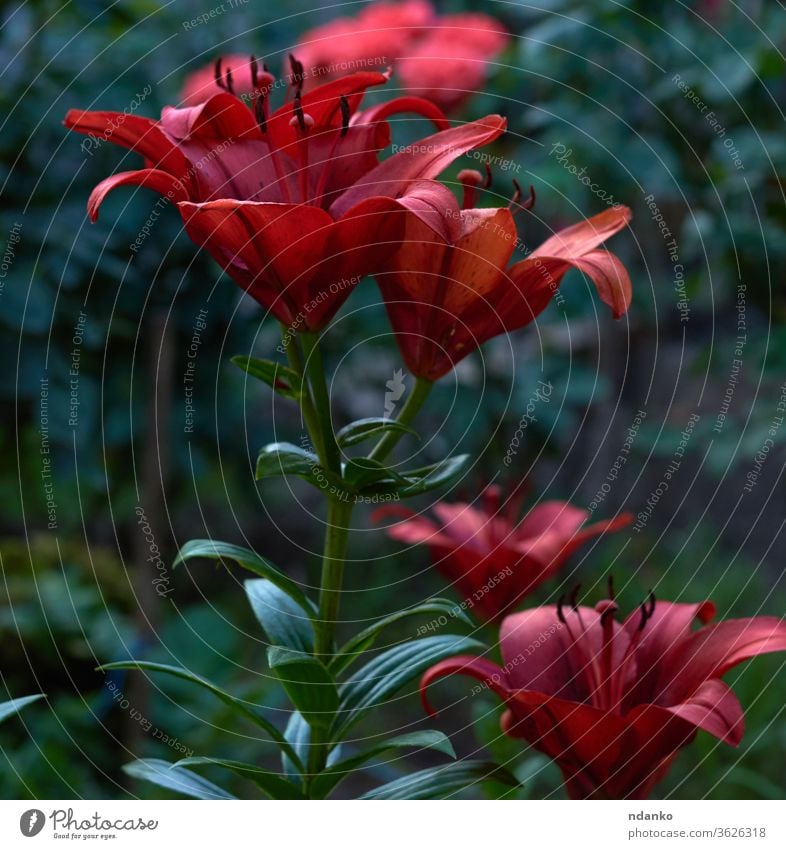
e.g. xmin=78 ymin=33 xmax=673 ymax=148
xmin=178 ymin=199 xmax=333 ymax=325
xmin=354 ymin=95 xmax=450 ymax=132
xmin=160 ymin=92 xmax=261 ymax=141
xmin=420 ymin=655 xmax=508 ymax=715
xmin=533 ymin=205 xmax=632 ymax=259
xmin=658 ymin=616 xmax=786 ymax=704
xmin=664 ymin=679 xmax=744 ymax=745
xmin=331 ymin=114 xmax=507 ymax=217
xmin=64 ymin=110 xmax=190 ymax=177
xmin=86 ymin=169 xmax=189 ymax=222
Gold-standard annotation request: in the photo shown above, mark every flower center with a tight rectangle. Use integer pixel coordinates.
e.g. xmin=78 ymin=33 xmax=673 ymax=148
xmin=557 ymin=579 xmax=656 ymax=714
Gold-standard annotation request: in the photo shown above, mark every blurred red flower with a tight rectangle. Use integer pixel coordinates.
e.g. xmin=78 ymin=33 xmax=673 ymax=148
xmin=373 ymin=180 xmax=632 ymax=380
xmin=422 ymin=590 xmax=786 ymax=798
xmin=374 ymin=485 xmax=630 ymax=621
xmin=294 ymin=0 xmax=508 ymax=112
xmin=65 ymin=62 xmax=504 ymax=330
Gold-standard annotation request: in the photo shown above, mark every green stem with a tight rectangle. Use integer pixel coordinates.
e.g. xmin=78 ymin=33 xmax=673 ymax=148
xmin=281 ymin=327 xmax=326 ymax=465
xmin=368 ymin=376 xmax=433 ymax=462
xmin=301 ymin=332 xmax=341 ymax=473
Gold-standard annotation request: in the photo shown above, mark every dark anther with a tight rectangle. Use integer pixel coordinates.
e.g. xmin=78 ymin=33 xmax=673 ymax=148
xmin=289 ymin=54 xmax=305 ymax=93
xmin=569 ymin=583 xmax=582 ymax=610
xmin=339 ymin=95 xmax=351 ymax=138
xmin=607 ymin=575 xmax=615 ymax=601
xmin=250 ymin=55 xmax=259 ymax=89
xmin=647 ymin=590 xmax=656 ymax=617
xmin=214 ymin=57 xmax=225 ymax=90
xmin=512 ymin=179 xmax=536 ymax=211
xmin=600 ymin=606 xmax=615 ymax=627
xmin=255 ymin=96 xmax=267 ymax=133
xmin=483 ymin=163 xmax=493 ymax=189
xmin=293 ymin=93 xmax=307 ymax=132
xmin=638 ymin=602 xmax=649 ymax=631
xmin=557 ymin=593 xmax=567 ymax=624
xmin=225 ymin=65 xmax=235 ymax=95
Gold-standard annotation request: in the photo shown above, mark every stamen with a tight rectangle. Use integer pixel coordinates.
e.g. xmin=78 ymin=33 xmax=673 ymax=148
xmin=510 ymin=180 xmax=536 ymax=212
xmin=214 ymin=57 xmax=225 ymax=90
xmin=647 ymin=590 xmax=656 ymax=617
xmin=290 ymin=94 xmax=314 ymax=133
xmin=255 ymin=96 xmax=268 ymax=133
xmin=225 ymin=65 xmax=235 ymax=95
xmin=638 ymin=602 xmax=649 ymax=631
xmin=289 ymin=54 xmax=305 ymax=94
xmin=483 ymin=163 xmax=493 ymax=189
xmin=557 ymin=593 xmax=567 ymax=624
xmin=569 ymin=583 xmax=582 ymax=610
xmin=339 ymin=95 xmax=351 ymax=138
xmin=457 ymin=169 xmax=484 ymax=209
xmin=250 ymin=55 xmax=259 ymax=89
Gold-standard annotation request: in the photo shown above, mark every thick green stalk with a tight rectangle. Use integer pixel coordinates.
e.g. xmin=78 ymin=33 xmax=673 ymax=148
xmin=280 ymin=328 xmax=326 ymax=465
xmin=301 ymin=332 xmax=342 ymax=473
xmin=368 ymin=376 xmax=433 ymax=462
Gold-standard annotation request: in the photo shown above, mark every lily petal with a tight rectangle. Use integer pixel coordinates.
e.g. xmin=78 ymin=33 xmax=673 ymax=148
xmin=86 ymin=169 xmax=189 ymax=222
xmin=331 ymin=114 xmax=506 ymax=217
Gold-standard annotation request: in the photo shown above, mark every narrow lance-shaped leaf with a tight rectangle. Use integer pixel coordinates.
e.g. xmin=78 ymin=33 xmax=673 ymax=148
xmin=174 ymin=539 xmax=315 ymax=621
xmin=175 ymin=757 xmax=306 ymax=799
xmin=0 ymin=694 xmax=45 ymax=724
xmin=330 ymin=599 xmax=473 ymax=676
xmin=331 ymin=634 xmax=485 ymax=741
xmin=231 ymin=355 xmax=303 ymax=401
xmin=245 ymin=579 xmax=314 ymax=653
xmin=267 ymin=647 xmax=339 ymax=731
xmin=360 ymin=760 xmax=520 ymax=800
xmin=100 ymin=661 xmax=303 ymax=772
xmin=336 ymin=417 xmax=417 ymax=449
xmin=311 ymin=730 xmax=455 ymax=798
xmin=256 ymin=442 xmax=347 ymax=493
xmin=123 ymin=758 xmax=236 ymax=800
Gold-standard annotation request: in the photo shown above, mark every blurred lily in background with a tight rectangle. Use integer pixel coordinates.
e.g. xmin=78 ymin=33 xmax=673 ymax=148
xmin=374 ymin=485 xmax=631 ymax=621
xmin=422 ymin=590 xmax=786 ymax=798
xmin=293 ymin=0 xmax=508 ymax=112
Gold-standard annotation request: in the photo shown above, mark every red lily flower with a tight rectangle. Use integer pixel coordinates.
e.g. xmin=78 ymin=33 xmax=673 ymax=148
xmin=373 ymin=485 xmax=631 ymax=622
xmin=294 ymin=1 xmax=508 ymax=112
xmin=373 ymin=185 xmax=632 ymax=380
xmin=422 ymin=588 xmax=786 ymax=798
xmin=65 ymin=61 xmax=505 ymax=329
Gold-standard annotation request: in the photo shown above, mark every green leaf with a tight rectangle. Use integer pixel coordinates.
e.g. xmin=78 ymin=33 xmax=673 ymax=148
xmin=312 ymin=730 xmax=455 ymax=798
xmin=342 ymin=457 xmax=409 ymax=490
xmin=256 ymin=442 xmax=346 ymax=492
xmin=100 ymin=662 xmax=303 ymax=772
xmin=175 ymin=757 xmax=306 ymax=799
xmin=336 ymin=418 xmax=417 ymax=448
xmin=397 ymin=454 xmax=471 ymax=497
xmin=281 ymin=712 xmax=310 ymax=779
xmin=231 ymin=355 xmax=303 ymax=400
xmin=123 ymin=758 xmax=235 ymax=800
xmin=267 ymin=647 xmax=339 ymax=731
xmin=174 ymin=539 xmax=315 ymax=621
xmin=0 ymin=694 xmax=45 ymax=724
xmin=330 ymin=599 xmax=473 ymax=676
xmin=332 ymin=634 xmax=484 ymax=741
xmin=245 ymin=579 xmax=314 ymax=653
xmin=360 ymin=760 xmax=520 ymax=800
